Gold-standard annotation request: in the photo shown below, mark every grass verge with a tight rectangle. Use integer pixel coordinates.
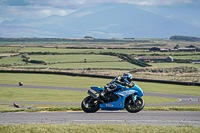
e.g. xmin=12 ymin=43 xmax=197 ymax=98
xmin=143 ymin=104 xmax=200 ymax=111
xmin=0 ymin=107 xmax=82 ymax=113
xmin=0 ymin=104 xmax=199 ymax=113
xmin=0 ymin=124 xmax=199 ymax=133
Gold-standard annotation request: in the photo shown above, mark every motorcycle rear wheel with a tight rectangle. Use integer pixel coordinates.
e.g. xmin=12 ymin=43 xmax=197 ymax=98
xmin=81 ymin=96 xmax=100 ymax=113
xmin=125 ymin=97 xmax=145 ymax=113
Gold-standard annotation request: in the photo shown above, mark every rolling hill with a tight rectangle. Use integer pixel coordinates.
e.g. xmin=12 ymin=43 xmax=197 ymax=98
xmin=0 ymin=4 xmax=199 ymax=38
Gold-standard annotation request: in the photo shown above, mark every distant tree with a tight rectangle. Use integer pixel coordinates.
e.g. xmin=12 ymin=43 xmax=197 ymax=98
xmin=170 ymin=36 xmax=200 ymax=41
xmin=84 ymin=36 xmax=93 ymax=39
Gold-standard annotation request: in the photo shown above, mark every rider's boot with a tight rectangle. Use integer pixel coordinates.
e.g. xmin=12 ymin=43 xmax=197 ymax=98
xmin=100 ymin=90 xmax=106 ymax=99
xmin=101 ymin=88 xmax=110 ymax=99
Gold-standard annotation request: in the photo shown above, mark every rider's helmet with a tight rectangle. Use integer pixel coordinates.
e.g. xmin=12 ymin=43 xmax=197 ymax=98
xmin=123 ymin=73 xmax=132 ymax=82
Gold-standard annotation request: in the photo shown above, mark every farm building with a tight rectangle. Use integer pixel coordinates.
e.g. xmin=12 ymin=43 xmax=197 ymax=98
xmin=177 ymin=48 xmax=196 ymax=51
xmin=149 ymin=47 xmax=169 ymax=52
xmin=185 ymin=45 xmax=200 ymax=51
xmin=160 ymin=48 xmax=169 ymax=52
xmin=174 ymin=44 xmax=180 ymax=49
xmin=149 ymin=47 xmax=160 ymax=52
xmin=173 ymin=44 xmax=200 ymax=51
xmin=138 ymin=56 xmax=173 ymax=62
xmin=185 ymin=45 xmax=198 ymax=49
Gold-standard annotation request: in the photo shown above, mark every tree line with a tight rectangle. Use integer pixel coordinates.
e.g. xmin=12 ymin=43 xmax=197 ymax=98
xmin=170 ymin=36 xmax=200 ymax=42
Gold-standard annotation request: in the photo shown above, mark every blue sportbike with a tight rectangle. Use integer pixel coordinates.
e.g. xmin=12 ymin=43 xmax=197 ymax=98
xmin=81 ymin=82 xmax=145 ymax=113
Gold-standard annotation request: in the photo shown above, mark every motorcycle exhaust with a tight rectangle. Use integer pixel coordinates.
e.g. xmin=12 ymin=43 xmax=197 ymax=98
xmin=88 ymin=90 xmax=104 ymax=104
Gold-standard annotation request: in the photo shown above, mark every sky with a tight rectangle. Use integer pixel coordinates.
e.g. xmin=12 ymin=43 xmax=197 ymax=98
xmin=0 ymin=0 xmax=200 ymax=23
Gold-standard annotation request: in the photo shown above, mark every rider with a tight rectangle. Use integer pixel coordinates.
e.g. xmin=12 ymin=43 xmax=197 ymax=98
xmin=101 ymin=73 xmax=133 ymax=98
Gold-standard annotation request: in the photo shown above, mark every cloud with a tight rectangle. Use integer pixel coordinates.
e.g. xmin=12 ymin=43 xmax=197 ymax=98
xmin=116 ymin=0 xmax=194 ymax=6
xmin=25 ymin=0 xmax=197 ymax=7
xmin=0 ymin=0 xmax=199 ymax=23
xmin=1 ymin=0 xmax=198 ymax=8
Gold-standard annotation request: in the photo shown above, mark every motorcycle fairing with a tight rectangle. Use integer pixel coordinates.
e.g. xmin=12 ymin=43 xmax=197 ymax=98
xmin=90 ymin=86 xmax=104 ymax=93
xmin=115 ymin=88 xmax=136 ymax=97
xmin=132 ymin=84 xmax=144 ymax=97
xmin=100 ymin=89 xmax=136 ymax=110
xmin=100 ymin=95 xmax=125 ymax=110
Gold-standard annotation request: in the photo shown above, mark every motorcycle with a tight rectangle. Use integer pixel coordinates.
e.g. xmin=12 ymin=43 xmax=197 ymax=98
xmin=81 ymin=82 xmax=145 ymax=113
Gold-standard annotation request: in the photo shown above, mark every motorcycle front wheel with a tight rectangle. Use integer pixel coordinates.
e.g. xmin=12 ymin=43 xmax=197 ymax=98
xmin=125 ymin=97 xmax=145 ymax=113
xmin=81 ymin=96 xmax=100 ymax=113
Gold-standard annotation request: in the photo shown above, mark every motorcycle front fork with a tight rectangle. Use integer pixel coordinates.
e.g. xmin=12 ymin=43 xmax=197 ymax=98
xmin=131 ymin=94 xmax=137 ymax=105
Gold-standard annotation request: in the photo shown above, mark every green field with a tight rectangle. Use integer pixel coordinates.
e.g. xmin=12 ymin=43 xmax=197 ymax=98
xmin=0 ymin=73 xmax=199 ymax=96
xmin=27 ymin=54 xmax=122 ymax=63
xmin=173 ymin=55 xmax=200 ymax=60
xmin=0 ymin=73 xmax=109 ymax=88
xmin=18 ymin=46 xmax=200 ymax=56
xmin=1 ymin=46 xmax=200 ymax=71
xmin=0 ymin=46 xmax=20 ymax=52
xmin=0 ymin=87 xmax=87 ymax=103
xmin=0 ymin=53 xmax=141 ymax=69
xmin=0 ymin=124 xmax=199 ymax=133
xmin=19 ymin=47 xmax=148 ymax=53
xmin=15 ymin=62 xmax=139 ymax=69
xmin=0 ymin=56 xmax=25 ymax=65
xmin=20 ymin=47 xmax=103 ymax=53
xmin=1 ymin=50 xmax=200 ymax=70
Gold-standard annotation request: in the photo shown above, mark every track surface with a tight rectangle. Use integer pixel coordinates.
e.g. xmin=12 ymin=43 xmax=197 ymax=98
xmin=1 ymin=111 xmax=200 ymax=126
xmin=0 ymin=84 xmax=200 ymax=126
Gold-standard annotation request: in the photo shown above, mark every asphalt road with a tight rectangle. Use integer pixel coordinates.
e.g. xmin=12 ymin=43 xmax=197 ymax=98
xmin=1 ymin=111 xmax=200 ymax=126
